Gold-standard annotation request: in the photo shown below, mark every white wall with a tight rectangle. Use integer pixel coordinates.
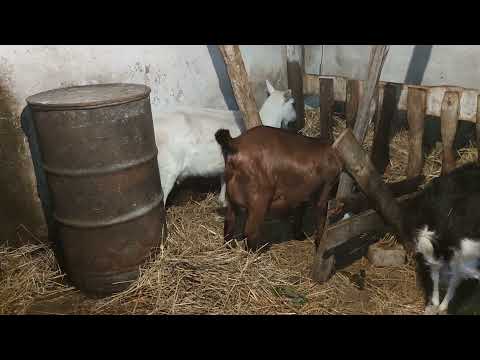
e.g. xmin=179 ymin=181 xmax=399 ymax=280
xmin=1 ymin=45 xmax=287 ymax=116
xmin=0 ymin=45 xmax=287 ymax=242
xmin=305 ymin=45 xmax=480 ymax=89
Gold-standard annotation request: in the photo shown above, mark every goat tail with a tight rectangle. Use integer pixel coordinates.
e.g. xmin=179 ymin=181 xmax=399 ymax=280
xmin=215 ymin=129 xmax=237 ymax=156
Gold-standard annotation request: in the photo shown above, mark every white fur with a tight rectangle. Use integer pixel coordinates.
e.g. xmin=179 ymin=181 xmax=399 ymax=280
xmin=341 ymin=213 xmax=352 ymax=221
xmin=415 ymin=227 xmax=480 ymax=314
xmin=416 ymin=226 xmax=439 ymax=265
xmin=153 ymin=80 xmax=297 ymax=206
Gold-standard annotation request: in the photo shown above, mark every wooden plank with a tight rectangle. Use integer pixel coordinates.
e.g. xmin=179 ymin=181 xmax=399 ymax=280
xmin=312 ymin=189 xmax=419 ymax=284
xmin=218 ymin=45 xmax=262 ymax=129
xmin=440 ymin=91 xmax=460 ymax=175
xmin=325 ymin=192 xmax=419 ymax=255
xmin=332 ymin=128 xmax=408 ymax=246
xmin=406 ymin=87 xmax=427 ymax=178
xmin=303 ymin=74 xmax=480 ymax=124
xmin=331 ymin=175 xmax=424 ymax=218
xmin=336 ymin=45 xmax=390 ymax=198
xmin=286 ymin=45 xmax=305 ymax=130
xmin=311 ymin=201 xmax=335 ymax=283
xmin=371 ymin=83 xmax=394 ymax=174
xmin=345 ymin=79 xmax=361 ymax=129
xmin=319 ymin=77 xmax=334 ymax=142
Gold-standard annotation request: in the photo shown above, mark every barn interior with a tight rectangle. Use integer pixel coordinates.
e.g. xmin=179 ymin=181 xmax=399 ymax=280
xmin=2 ymin=45 xmax=480 ymax=315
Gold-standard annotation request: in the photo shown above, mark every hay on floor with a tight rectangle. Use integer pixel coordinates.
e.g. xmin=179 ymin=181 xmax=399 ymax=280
xmin=1 ymin=108 xmax=477 ymax=315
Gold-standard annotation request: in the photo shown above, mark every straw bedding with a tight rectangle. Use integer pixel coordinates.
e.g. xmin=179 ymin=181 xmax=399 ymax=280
xmin=0 ymin=109 xmax=478 ymax=315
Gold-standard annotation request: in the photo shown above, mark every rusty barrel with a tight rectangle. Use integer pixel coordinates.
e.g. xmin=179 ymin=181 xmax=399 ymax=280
xmin=26 ymin=83 xmax=167 ymax=297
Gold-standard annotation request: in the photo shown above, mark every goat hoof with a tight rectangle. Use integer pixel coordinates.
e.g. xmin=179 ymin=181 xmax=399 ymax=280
xmin=423 ymin=305 xmax=440 ymax=315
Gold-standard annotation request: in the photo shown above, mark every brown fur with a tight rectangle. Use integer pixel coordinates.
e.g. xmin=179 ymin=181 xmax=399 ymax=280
xmin=216 ymin=126 xmax=343 ymax=251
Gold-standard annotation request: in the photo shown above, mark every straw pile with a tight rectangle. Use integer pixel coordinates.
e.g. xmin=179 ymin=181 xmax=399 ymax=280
xmin=0 ymin=108 xmax=477 ymax=315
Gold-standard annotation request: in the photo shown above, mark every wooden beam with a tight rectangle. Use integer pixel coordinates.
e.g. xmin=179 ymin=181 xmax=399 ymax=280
xmin=286 ymin=45 xmax=305 ymax=130
xmin=440 ymin=91 xmax=460 ymax=175
xmin=345 ymin=79 xmax=361 ymax=129
xmin=311 ymin=201 xmax=335 ymax=283
xmin=331 ymin=175 xmax=424 ymax=218
xmin=312 ymin=189 xmax=420 ymax=284
xmin=325 ymin=192 xmax=419 ymax=256
xmin=406 ymin=87 xmax=427 ymax=178
xmin=318 ymin=77 xmax=334 ymax=142
xmin=332 ymin=128 xmax=408 ymax=246
xmin=336 ymin=45 xmax=390 ymax=198
xmin=371 ymin=83 xmax=395 ymax=174
xmin=218 ymin=45 xmax=262 ymax=129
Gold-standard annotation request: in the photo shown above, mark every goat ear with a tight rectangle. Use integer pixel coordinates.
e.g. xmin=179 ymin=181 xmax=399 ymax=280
xmin=284 ymin=89 xmax=292 ymax=100
xmin=266 ymin=80 xmax=275 ymax=95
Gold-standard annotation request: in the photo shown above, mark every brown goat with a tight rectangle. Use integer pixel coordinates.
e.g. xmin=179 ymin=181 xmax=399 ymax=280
xmin=215 ymin=126 xmax=343 ymax=251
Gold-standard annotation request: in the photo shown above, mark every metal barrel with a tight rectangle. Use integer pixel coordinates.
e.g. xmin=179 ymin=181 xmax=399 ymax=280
xmin=26 ymin=83 xmax=167 ymax=297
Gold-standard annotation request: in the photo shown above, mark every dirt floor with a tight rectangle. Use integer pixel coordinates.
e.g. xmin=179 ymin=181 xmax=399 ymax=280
xmin=1 ymin=109 xmax=480 ymax=315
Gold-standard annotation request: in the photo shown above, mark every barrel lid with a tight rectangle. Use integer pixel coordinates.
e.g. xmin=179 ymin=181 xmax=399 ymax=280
xmin=26 ymin=83 xmax=151 ymax=110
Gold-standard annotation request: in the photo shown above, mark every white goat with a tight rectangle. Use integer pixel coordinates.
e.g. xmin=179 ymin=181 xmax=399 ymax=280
xmin=153 ymin=80 xmax=297 ymax=206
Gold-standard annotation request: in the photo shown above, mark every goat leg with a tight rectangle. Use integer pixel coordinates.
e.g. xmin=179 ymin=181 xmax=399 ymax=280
xmin=293 ymin=205 xmax=307 ymax=240
xmin=224 ymin=202 xmax=238 ymax=248
xmin=218 ymin=175 xmax=228 ymax=207
xmin=424 ymin=265 xmax=441 ymax=315
xmin=244 ymin=196 xmax=270 ymax=252
xmin=437 ymin=271 xmax=461 ymax=314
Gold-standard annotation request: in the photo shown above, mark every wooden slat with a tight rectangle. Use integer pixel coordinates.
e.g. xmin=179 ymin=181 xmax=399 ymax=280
xmin=218 ymin=45 xmax=262 ymax=129
xmin=304 ymin=73 xmax=480 ymax=124
xmin=371 ymin=83 xmax=394 ymax=174
xmin=345 ymin=79 xmax=361 ymax=129
xmin=440 ymin=91 xmax=460 ymax=175
xmin=319 ymin=77 xmax=334 ymax=142
xmin=406 ymin=87 xmax=427 ymax=178
xmin=286 ymin=45 xmax=305 ymax=130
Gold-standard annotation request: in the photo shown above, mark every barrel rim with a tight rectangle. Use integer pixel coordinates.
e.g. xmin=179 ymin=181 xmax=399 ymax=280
xmin=26 ymin=83 xmax=151 ymax=110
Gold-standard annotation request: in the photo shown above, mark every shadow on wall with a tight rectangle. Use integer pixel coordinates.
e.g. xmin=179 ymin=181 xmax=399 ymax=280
xmin=0 ymin=81 xmax=46 ymax=245
xmin=206 ymin=45 xmax=239 ymax=111
xmin=404 ymin=45 xmax=433 ymax=86
xmin=20 ymin=106 xmax=56 ymax=244
xmin=392 ymin=45 xmax=476 ymax=152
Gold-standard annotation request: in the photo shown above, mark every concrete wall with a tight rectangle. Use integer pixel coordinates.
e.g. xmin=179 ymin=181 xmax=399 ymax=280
xmin=0 ymin=45 xmax=287 ymax=243
xmin=305 ymin=45 xmax=480 ymax=89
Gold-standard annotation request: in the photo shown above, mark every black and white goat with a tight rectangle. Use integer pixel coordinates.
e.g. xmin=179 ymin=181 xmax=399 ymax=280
xmin=404 ymin=162 xmax=480 ymax=314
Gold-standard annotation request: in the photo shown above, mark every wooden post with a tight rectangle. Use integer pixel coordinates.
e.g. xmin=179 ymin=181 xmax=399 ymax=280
xmin=406 ymin=87 xmax=427 ymax=178
xmin=311 ymin=201 xmax=335 ymax=283
xmin=440 ymin=91 xmax=460 ymax=175
xmin=286 ymin=45 xmax=305 ymax=130
xmin=476 ymin=95 xmax=480 ymax=163
xmin=345 ymin=79 xmax=361 ymax=129
xmin=218 ymin=45 xmax=262 ymax=129
xmin=336 ymin=45 xmax=390 ymax=198
xmin=371 ymin=83 xmax=394 ymax=174
xmin=333 ymin=128 xmax=408 ymax=244
xmin=312 ymin=127 xmax=410 ymax=284
xmin=319 ymin=77 xmax=334 ymax=143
